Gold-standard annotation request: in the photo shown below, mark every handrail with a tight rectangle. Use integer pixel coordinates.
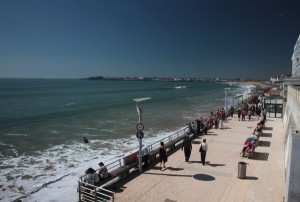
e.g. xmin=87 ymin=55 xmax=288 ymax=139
xmin=79 ymin=128 xmax=186 ymax=180
xmin=78 ymin=94 xmax=254 ymax=201
xmin=147 ymin=128 xmax=186 ymax=151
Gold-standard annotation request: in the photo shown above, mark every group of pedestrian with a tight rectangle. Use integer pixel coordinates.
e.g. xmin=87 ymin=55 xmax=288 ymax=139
xmin=182 ymin=134 xmax=208 ymax=165
xmin=240 ymin=115 xmax=266 ymax=157
xmin=207 ymin=108 xmax=227 ymax=130
xmin=237 ymin=94 xmax=266 ymax=122
xmin=142 ymin=141 xmax=168 ymax=171
xmin=83 ymin=162 xmax=109 ymax=186
xmin=192 ymin=109 xmax=226 ymax=136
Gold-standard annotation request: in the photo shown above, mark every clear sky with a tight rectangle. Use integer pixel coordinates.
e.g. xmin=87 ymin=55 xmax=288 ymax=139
xmin=0 ymin=0 xmax=299 ymax=80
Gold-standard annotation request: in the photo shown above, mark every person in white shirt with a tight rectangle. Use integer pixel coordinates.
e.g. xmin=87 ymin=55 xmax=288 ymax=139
xmin=185 ymin=123 xmax=190 ymax=135
xmin=142 ymin=145 xmax=149 ymax=169
xmin=191 ymin=122 xmax=197 ymax=136
xmin=199 ymin=139 xmax=208 ymax=166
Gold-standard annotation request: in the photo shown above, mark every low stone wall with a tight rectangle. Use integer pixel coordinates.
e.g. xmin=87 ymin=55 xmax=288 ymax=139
xmin=285 ymin=129 xmax=300 ymax=202
xmin=283 ymin=86 xmax=300 ymax=136
xmin=283 ymin=85 xmax=300 ymax=202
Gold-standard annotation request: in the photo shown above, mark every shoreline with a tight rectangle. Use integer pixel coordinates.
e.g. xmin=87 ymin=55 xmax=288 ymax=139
xmin=227 ymin=81 xmax=266 ymax=88
xmin=4 ymin=82 xmax=255 ymax=202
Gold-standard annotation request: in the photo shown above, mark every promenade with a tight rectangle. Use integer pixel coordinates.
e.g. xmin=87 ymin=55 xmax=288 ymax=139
xmin=112 ymin=115 xmax=285 ymax=202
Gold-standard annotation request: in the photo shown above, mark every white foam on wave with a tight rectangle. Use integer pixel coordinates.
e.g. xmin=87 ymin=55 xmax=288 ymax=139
xmin=3 ymin=84 xmax=253 ymax=201
xmin=50 ymin=130 xmax=63 ymax=134
xmin=0 ymin=127 xmax=185 ymax=202
xmin=174 ymin=86 xmax=187 ymax=89
xmin=86 ymin=127 xmax=97 ymax=130
xmin=4 ymin=133 xmax=27 ymax=137
xmin=0 ymin=142 xmax=14 ymax=147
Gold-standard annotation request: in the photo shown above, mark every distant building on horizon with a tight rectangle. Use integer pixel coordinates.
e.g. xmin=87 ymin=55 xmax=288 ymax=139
xmin=292 ymin=34 xmax=300 ymax=77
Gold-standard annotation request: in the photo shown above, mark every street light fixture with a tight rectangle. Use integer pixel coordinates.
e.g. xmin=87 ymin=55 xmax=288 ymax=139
xmin=133 ymin=97 xmax=151 ymax=173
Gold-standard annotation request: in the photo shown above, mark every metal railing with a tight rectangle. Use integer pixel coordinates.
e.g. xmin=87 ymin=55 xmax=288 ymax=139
xmin=78 ymin=181 xmax=115 ymax=202
xmin=78 ymin=128 xmax=186 ymax=201
xmin=147 ymin=128 xmax=186 ymax=151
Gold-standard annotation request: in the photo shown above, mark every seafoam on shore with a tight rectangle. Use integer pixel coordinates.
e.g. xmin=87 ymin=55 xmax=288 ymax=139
xmin=0 ymin=79 xmax=255 ymax=201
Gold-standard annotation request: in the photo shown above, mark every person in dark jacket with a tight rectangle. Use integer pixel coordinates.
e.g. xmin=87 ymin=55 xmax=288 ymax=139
xmin=159 ymin=142 xmax=167 ymax=170
xmin=182 ymin=134 xmax=192 ymax=162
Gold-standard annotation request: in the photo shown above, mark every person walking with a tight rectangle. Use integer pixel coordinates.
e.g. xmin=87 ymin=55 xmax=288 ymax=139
xmin=159 ymin=142 xmax=167 ymax=170
xmin=191 ymin=122 xmax=197 ymax=136
xmin=199 ymin=139 xmax=208 ymax=165
xmin=241 ymin=109 xmax=246 ymax=121
xmin=237 ymin=108 xmax=241 ymax=121
xmin=196 ymin=119 xmax=201 ymax=135
xmin=218 ymin=116 xmax=223 ymax=129
xmin=229 ymin=106 xmax=234 ymax=117
xmin=203 ymin=119 xmax=209 ymax=135
xmin=182 ymin=134 xmax=192 ymax=162
xmin=247 ymin=109 xmax=252 ymax=121
xmin=141 ymin=145 xmax=149 ymax=169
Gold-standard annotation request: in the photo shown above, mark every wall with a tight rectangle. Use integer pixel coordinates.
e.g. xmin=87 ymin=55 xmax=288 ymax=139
xmin=283 ymin=85 xmax=300 ymax=202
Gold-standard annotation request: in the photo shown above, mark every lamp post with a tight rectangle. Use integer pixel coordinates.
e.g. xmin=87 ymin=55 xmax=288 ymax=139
xmin=224 ymin=88 xmax=230 ymax=112
xmin=133 ymin=97 xmax=151 ymax=173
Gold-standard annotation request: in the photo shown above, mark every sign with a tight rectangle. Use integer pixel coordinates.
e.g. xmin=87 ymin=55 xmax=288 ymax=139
xmin=136 ymin=131 xmax=144 ymax=139
xmin=136 ymin=123 xmax=144 ymax=131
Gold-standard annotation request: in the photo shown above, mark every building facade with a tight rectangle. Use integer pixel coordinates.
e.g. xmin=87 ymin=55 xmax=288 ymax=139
xmin=292 ymin=35 xmax=300 ymax=77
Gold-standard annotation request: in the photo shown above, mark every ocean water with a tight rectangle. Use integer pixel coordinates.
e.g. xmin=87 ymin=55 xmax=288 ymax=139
xmin=0 ymin=79 xmax=251 ymax=201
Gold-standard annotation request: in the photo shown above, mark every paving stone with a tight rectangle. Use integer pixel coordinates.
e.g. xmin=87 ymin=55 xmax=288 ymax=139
xmin=113 ymin=116 xmax=285 ymax=202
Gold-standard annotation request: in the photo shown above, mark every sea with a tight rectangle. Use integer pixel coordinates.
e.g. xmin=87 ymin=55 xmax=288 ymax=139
xmin=0 ymin=78 xmax=252 ymax=201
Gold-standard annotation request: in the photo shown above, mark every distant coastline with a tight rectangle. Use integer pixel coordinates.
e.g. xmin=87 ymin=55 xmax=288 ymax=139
xmin=83 ymin=76 xmax=265 ymax=83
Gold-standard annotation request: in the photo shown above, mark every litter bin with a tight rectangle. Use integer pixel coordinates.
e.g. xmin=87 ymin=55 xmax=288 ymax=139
xmin=238 ymin=162 xmax=247 ymax=179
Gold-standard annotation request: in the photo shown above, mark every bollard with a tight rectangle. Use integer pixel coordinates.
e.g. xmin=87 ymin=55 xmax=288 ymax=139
xmin=238 ymin=162 xmax=247 ymax=179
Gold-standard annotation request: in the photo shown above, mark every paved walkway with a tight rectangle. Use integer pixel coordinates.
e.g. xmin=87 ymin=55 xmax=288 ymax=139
xmin=113 ymin=115 xmax=285 ymax=202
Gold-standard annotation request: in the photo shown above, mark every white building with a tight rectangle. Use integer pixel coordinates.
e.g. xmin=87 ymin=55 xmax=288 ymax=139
xmin=292 ymin=35 xmax=300 ymax=77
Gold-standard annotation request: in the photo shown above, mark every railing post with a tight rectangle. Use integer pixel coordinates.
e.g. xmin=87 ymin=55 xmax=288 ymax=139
xmin=78 ymin=181 xmax=81 ymax=202
xmin=94 ymin=187 xmax=97 ymax=202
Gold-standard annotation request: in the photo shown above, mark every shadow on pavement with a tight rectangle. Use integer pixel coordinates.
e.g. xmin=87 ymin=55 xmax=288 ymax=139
xmin=111 ymin=185 xmax=127 ymax=193
xmin=144 ymin=172 xmax=193 ymax=177
xmin=192 ymin=141 xmax=201 ymax=144
xmin=167 ymin=167 xmax=184 ymax=171
xmin=206 ymin=161 xmax=226 ymax=167
xmin=245 ymin=176 xmax=259 ymax=180
xmin=190 ymin=161 xmax=201 ymax=164
xmin=193 ymin=174 xmax=215 ymax=181
xmin=251 ymin=152 xmax=269 ymax=161
xmin=264 ymin=127 xmax=273 ymax=131
xmin=205 ymin=131 xmax=218 ymax=136
xmin=261 ymin=133 xmax=272 ymax=138
xmin=258 ymin=141 xmax=271 ymax=147
xmin=220 ymin=127 xmax=231 ymax=129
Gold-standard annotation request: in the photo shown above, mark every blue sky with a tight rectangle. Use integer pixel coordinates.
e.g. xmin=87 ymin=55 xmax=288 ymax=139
xmin=0 ymin=0 xmax=299 ymax=79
